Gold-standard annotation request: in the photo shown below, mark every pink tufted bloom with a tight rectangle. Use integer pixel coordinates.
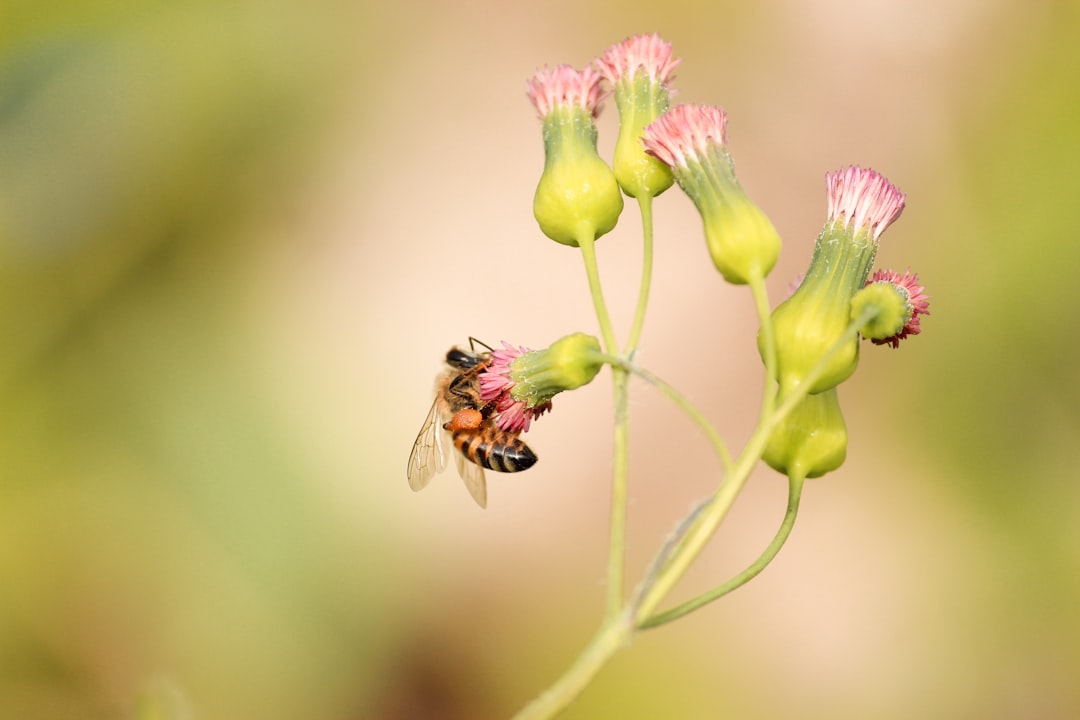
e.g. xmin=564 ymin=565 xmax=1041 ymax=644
xmin=480 ymin=342 xmax=553 ymax=433
xmin=765 ymin=167 xmax=907 ymax=393
xmin=642 ymin=104 xmax=779 ymax=284
xmin=594 ymin=33 xmax=680 ymax=199
xmin=526 ymin=65 xmax=606 ymax=119
xmin=527 ymin=65 xmax=622 ymax=245
xmin=866 ymin=269 xmax=931 ymax=348
xmin=826 ymin=166 xmax=907 ymax=242
xmin=595 ymin=32 xmax=681 ymax=86
xmin=641 ymin=104 xmax=728 ymax=170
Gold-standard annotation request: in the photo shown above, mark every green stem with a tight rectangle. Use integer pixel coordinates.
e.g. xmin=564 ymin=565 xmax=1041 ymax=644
xmin=625 ymin=194 xmax=654 ymax=354
xmin=630 ymin=309 xmax=874 ymax=623
xmin=509 ymin=615 xmax=632 ymax=720
xmin=607 ymin=367 xmax=630 ymax=617
xmin=601 ymin=355 xmax=733 ymax=474
xmin=576 ymin=231 xmax=619 ymax=356
xmin=630 ymin=423 xmax=762 ymax=621
xmin=638 ymin=472 xmax=805 ymax=629
xmin=576 ymin=229 xmax=627 ymax=619
xmin=603 ymin=194 xmax=655 ymax=618
xmin=748 ymin=272 xmax=777 ymax=417
xmin=509 ymin=314 xmax=873 ymax=720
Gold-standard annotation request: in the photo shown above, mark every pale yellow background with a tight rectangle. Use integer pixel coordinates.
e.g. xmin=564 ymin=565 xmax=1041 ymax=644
xmin=2 ymin=1 xmax=1077 ymax=718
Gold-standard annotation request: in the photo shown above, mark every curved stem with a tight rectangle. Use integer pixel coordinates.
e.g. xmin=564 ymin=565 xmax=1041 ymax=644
xmin=625 ymin=194 xmax=655 ymax=354
xmin=600 ymin=355 xmax=734 ymax=474
xmin=638 ymin=472 xmax=805 ymax=629
xmin=630 ymin=310 xmax=873 ymax=623
xmin=509 ymin=615 xmax=632 ymax=720
xmin=510 ymin=315 xmax=872 ymax=720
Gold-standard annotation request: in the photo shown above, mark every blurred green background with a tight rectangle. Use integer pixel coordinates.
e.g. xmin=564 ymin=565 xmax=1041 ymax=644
xmin=2 ymin=0 xmax=1078 ymax=718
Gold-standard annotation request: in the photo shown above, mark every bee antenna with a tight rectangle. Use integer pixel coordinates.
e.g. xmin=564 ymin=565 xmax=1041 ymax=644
xmin=468 ymin=337 xmax=495 ymax=353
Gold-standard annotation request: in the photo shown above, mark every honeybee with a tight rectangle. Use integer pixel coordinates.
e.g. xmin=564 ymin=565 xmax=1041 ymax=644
xmin=407 ymin=340 xmax=538 ymax=508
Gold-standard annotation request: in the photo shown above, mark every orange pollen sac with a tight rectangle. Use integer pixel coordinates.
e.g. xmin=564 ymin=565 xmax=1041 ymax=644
xmin=448 ymin=408 xmax=483 ymax=432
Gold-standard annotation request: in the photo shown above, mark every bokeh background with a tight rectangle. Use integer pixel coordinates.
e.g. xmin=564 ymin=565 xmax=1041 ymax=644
xmin=2 ymin=1 xmax=1078 ymax=718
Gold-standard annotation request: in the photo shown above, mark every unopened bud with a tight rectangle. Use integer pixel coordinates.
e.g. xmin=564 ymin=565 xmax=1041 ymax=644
xmin=528 ymin=65 xmax=623 ymax=246
xmin=642 ymin=104 xmax=780 ymax=284
xmin=763 ymin=388 xmax=847 ymax=480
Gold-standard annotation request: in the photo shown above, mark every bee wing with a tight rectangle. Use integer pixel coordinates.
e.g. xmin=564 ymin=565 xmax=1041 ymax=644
xmin=407 ymin=397 xmax=448 ymax=491
xmin=454 ymin=450 xmax=488 ymax=509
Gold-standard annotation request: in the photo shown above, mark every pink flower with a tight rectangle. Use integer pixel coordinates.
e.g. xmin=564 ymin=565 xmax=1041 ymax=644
xmin=826 ymin=166 xmax=906 ymax=242
xmin=595 ymin=33 xmax=681 ymax=86
xmin=867 ymin=269 xmax=930 ymax=348
xmin=641 ymin=104 xmax=728 ymax=170
xmin=526 ymin=65 xmax=606 ymax=119
xmin=480 ymin=342 xmax=553 ymax=433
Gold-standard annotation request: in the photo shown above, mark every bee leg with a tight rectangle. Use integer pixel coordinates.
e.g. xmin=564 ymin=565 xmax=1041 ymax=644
xmin=478 ymin=398 xmax=498 ymax=419
xmin=448 ymin=373 xmax=476 ymax=403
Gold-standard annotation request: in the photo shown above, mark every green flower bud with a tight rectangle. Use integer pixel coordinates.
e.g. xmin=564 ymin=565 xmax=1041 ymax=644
xmin=862 ymin=269 xmax=931 ymax=349
xmin=528 ymin=66 xmax=623 ymax=247
xmin=764 ymin=167 xmax=906 ymax=394
xmin=851 ymin=280 xmax=909 ymax=341
xmin=480 ymin=333 xmax=603 ymax=432
xmin=763 ymin=387 xmax=847 ymax=480
xmin=642 ymin=104 xmax=781 ymax=284
xmin=595 ymin=34 xmax=679 ymax=199
xmin=509 ymin=332 xmax=603 ymax=405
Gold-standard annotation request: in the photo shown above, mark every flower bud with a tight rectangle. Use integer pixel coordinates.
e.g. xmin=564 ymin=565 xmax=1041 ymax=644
xmin=763 ymin=387 xmax=847 ymax=480
xmin=480 ymin=333 xmax=603 ymax=432
xmin=528 ymin=65 xmax=624 ymax=246
xmin=642 ymin=104 xmax=780 ymax=284
xmin=860 ymin=269 xmax=931 ymax=348
xmin=851 ymin=280 xmax=908 ymax=341
xmin=595 ymin=33 xmax=680 ymax=199
xmin=765 ymin=167 xmax=906 ymax=394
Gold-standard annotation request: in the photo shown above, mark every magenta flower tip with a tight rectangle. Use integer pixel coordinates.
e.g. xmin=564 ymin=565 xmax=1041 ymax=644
xmin=479 ymin=341 xmax=524 ymax=401
xmin=868 ymin=268 xmax=930 ymax=348
xmin=494 ymin=395 xmax=552 ymax=434
xmin=825 ymin=166 xmax=906 ymax=241
xmin=785 ymin=274 xmax=805 ymax=299
xmin=526 ymin=65 xmax=607 ymax=119
xmin=595 ymin=33 xmax=681 ymax=86
xmin=641 ymin=104 xmax=728 ymax=169
xmin=479 ymin=342 xmax=552 ymax=433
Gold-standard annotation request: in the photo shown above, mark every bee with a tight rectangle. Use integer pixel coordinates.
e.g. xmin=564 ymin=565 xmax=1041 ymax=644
xmin=407 ymin=339 xmax=538 ymax=508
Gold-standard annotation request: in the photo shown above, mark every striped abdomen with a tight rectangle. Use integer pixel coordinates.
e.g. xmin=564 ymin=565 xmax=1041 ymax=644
xmin=452 ymin=428 xmax=538 ymax=473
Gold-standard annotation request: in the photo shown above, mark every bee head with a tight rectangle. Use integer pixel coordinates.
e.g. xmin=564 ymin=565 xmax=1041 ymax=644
xmin=446 ymin=348 xmax=484 ymax=370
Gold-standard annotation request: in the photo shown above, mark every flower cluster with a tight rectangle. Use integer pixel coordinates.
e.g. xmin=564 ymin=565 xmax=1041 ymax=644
xmin=423 ymin=36 xmax=933 ymax=492
xmin=764 ymin=167 xmax=913 ymax=394
xmin=760 ymin=168 xmax=928 ymax=479
xmin=519 ymin=38 xmax=929 ymax=482
xmin=526 ymin=34 xmax=687 ymax=244
xmin=411 ymin=33 xmax=936 ymax=719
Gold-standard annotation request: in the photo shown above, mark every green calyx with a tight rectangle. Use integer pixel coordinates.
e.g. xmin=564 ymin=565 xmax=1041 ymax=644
xmin=763 ymin=387 xmax=847 ymax=479
xmin=509 ymin=333 xmax=604 ymax=406
xmin=611 ymin=74 xmax=674 ymax=199
xmin=765 ymin=219 xmax=878 ymax=394
xmin=851 ymin=281 xmax=911 ymax=341
xmin=675 ymin=147 xmax=780 ymax=285
xmin=534 ymin=108 xmax=624 ymax=247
